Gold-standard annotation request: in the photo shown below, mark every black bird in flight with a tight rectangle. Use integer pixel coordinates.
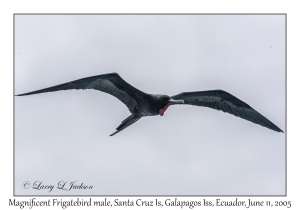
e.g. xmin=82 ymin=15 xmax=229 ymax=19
xmin=16 ymin=73 xmax=283 ymax=136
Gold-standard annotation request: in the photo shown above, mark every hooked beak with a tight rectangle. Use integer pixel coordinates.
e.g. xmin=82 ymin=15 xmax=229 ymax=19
xmin=159 ymin=99 xmax=184 ymax=116
xmin=169 ymin=99 xmax=184 ymax=104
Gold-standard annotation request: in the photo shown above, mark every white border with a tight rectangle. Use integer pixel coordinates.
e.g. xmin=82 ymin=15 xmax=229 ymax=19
xmin=1 ymin=0 xmax=298 ymax=209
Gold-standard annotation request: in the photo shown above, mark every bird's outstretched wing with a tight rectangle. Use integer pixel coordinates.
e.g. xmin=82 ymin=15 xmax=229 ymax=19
xmin=172 ymin=90 xmax=283 ymax=133
xmin=16 ymin=73 xmax=146 ymax=113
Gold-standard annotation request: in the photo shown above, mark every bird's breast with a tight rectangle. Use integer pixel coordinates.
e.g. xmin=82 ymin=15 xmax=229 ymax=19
xmin=136 ymin=99 xmax=159 ymax=116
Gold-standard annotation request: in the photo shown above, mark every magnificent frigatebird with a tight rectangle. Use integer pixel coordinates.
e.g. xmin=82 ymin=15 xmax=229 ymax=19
xmin=16 ymin=73 xmax=283 ymax=136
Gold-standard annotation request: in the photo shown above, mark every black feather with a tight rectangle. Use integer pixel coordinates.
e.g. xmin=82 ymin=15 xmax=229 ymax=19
xmin=172 ymin=90 xmax=283 ymax=133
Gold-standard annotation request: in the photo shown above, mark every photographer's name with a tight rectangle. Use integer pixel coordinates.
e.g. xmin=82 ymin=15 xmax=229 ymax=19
xmin=32 ymin=181 xmax=93 ymax=192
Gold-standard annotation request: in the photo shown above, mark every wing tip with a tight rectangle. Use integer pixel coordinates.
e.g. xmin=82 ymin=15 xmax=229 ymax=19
xmin=15 ymin=93 xmax=28 ymax=96
xmin=269 ymin=125 xmax=284 ymax=133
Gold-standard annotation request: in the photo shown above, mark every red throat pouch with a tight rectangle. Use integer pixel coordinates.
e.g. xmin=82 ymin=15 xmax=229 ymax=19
xmin=159 ymin=103 xmax=171 ymax=116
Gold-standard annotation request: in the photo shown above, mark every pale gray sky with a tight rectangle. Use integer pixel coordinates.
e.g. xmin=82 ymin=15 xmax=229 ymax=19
xmin=15 ymin=15 xmax=285 ymax=195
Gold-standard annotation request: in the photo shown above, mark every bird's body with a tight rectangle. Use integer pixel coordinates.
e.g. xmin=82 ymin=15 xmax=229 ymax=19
xmin=16 ymin=73 xmax=283 ymax=136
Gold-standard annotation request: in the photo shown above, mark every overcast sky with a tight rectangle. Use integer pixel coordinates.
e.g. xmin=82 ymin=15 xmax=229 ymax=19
xmin=14 ymin=15 xmax=285 ymax=195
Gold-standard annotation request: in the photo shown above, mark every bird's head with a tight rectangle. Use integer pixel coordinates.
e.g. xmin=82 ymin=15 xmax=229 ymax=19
xmin=155 ymin=95 xmax=184 ymax=116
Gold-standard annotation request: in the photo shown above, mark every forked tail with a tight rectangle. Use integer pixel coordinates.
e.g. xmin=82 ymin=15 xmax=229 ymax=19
xmin=110 ymin=114 xmax=141 ymax=136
